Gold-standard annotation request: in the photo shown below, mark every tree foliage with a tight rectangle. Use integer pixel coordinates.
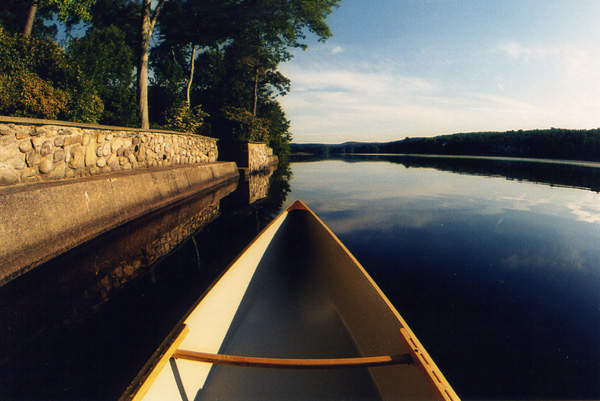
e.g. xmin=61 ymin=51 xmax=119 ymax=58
xmin=0 ymin=27 xmax=103 ymax=122
xmin=164 ymin=101 xmax=208 ymax=134
xmin=219 ymin=106 xmax=269 ymax=143
xmin=68 ymin=24 xmax=137 ymax=125
xmin=0 ymin=0 xmax=342 ymax=162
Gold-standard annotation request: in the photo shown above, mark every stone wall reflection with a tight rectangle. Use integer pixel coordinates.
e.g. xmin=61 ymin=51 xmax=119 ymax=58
xmin=248 ymin=166 xmax=275 ymax=204
xmin=0 ymin=180 xmax=237 ymax=340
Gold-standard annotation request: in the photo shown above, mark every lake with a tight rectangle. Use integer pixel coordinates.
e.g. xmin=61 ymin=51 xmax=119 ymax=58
xmin=1 ymin=155 xmax=599 ymax=400
xmin=284 ymin=156 xmax=600 ymax=400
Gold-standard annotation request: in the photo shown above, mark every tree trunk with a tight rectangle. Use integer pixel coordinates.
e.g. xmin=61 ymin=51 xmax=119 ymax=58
xmin=24 ymin=1 xmax=37 ymax=37
xmin=251 ymin=67 xmax=259 ymax=116
xmin=185 ymin=44 xmax=196 ymax=105
xmin=137 ymin=0 xmax=167 ymax=129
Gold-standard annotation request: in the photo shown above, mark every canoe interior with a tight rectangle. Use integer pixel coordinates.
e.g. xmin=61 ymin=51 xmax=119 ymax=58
xmin=196 ymin=207 xmax=436 ymax=400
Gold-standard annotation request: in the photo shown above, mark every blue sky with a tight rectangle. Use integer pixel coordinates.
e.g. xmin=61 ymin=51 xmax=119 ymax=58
xmin=279 ymin=0 xmax=600 ymax=143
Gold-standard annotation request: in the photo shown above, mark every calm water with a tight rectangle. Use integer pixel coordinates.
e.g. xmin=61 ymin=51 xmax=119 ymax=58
xmin=285 ymin=158 xmax=600 ymax=400
xmin=2 ymin=157 xmax=600 ymax=400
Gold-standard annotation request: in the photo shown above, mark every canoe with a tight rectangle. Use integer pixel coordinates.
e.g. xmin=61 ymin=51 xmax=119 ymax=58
xmin=120 ymin=200 xmax=460 ymax=401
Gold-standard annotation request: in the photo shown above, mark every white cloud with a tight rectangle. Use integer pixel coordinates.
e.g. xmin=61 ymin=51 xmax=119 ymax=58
xmin=278 ymin=37 xmax=600 ymax=143
xmin=498 ymin=42 xmax=550 ymax=60
xmin=566 ymin=198 xmax=600 ymax=224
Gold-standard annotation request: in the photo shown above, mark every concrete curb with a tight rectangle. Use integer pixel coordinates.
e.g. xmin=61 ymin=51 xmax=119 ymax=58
xmin=0 ymin=162 xmax=239 ymax=285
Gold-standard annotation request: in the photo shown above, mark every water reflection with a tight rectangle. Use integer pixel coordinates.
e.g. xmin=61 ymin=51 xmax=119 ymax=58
xmin=0 ymin=180 xmax=236 ymax=348
xmin=0 ymin=164 xmax=293 ymax=400
xmin=239 ymin=165 xmax=276 ymax=204
xmin=301 ymin=154 xmax=600 ymax=193
xmin=286 ymin=158 xmax=600 ymax=400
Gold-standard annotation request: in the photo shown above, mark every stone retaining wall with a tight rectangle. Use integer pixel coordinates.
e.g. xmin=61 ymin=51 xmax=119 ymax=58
xmin=0 ymin=118 xmax=218 ymax=186
xmin=0 ymin=162 xmax=239 ymax=285
xmin=248 ymin=142 xmax=278 ymax=172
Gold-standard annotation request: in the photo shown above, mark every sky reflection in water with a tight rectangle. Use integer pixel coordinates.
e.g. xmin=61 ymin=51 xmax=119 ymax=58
xmin=286 ymin=160 xmax=600 ymax=400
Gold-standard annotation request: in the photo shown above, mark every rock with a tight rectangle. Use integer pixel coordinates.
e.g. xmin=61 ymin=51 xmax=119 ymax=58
xmin=132 ymin=137 xmax=140 ymax=145
xmin=40 ymin=140 xmax=54 ymax=156
xmin=68 ymin=146 xmax=84 ymax=169
xmin=53 ymin=148 xmax=65 ymax=162
xmin=26 ymin=150 xmax=42 ymax=167
xmin=96 ymin=157 xmax=106 ymax=168
xmin=0 ymin=129 xmax=11 ymax=136
xmin=38 ymin=157 xmax=54 ymax=174
xmin=21 ymin=167 xmax=39 ymax=183
xmin=0 ymin=134 xmax=16 ymax=146
xmin=85 ymin=144 xmax=97 ymax=167
xmin=48 ymin=161 xmax=66 ymax=179
xmin=64 ymin=135 xmax=82 ymax=146
xmin=9 ymin=156 xmax=27 ymax=170
xmin=82 ymin=133 xmax=90 ymax=146
xmin=96 ymin=133 xmax=105 ymax=143
xmin=31 ymin=136 xmax=46 ymax=152
xmin=106 ymin=154 xmax=118 ymax=167
xmin=127 ymin=153 xmax=136 ymax=164
xmin=0 ymin=145 xmax=20 ymax=162
xmin=100 ymin=166 xmax=112 ymax=174
xmin=89 ymin=166 xmax=100 ymax=175
xmin=0 ymin=166 xmax=19 ymax=186
xmin=19 ymin=139 xmax=33 ymax=153
xmin=101 ymin=142 xmax=112 ymax=157
xmin=111 ymin=138 xmax=124 ymax=152
xmin=54 ymin=136 xmax=65 ymax=147
xmin=15 ymin=132 xmax=30 ymax=139
xmin=116 ymin=147 xmax=124 ymax=156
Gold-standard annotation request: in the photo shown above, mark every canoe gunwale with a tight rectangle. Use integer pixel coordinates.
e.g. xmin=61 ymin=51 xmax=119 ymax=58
xmin=120 ymin=323 xmax=188 ymax=401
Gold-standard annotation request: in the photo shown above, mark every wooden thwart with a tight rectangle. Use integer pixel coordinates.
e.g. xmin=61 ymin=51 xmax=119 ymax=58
xmin=172 ymin=349 xmax=413 ymax=369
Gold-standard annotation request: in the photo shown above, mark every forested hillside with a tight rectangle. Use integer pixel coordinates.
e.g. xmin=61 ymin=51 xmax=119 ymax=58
xmin=291 ymin=128 xmax=600 ymax=162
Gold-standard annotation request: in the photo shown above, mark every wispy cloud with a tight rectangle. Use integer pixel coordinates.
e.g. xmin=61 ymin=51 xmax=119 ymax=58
xmin=497 ymin=41 xmax=594 ymax=73
xmin=498 ymin=42 xmax=552 ymax=60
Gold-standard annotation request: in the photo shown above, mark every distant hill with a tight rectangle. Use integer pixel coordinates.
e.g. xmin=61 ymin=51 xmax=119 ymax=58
xmin=290 ymin=128 xmax=600 ymax=163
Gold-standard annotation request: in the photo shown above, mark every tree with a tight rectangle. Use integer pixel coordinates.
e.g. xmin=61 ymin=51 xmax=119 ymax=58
xmin=150 ymin=0 xmax=231 ymax=116
xmin=259 ymin=99 xmax=292 ymax=163
xmin=138 ymin=0 xmax=167 ymax=129
xmin=68 ymin=25 xmax=138 ymax=126
xmin=229 ymin=0 xmax=340 ymax=108
xmin=22 ymin=0 xmax=97 ymax=37
xmin=0 ymin=26 xmax=103 ymax=122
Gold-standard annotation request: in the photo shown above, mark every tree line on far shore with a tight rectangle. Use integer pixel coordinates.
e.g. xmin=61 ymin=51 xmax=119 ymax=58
xmin=0 ymin=0 xmax=342 ymax=163
xmin=290 ymin=128 xmax=600 ymax=163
